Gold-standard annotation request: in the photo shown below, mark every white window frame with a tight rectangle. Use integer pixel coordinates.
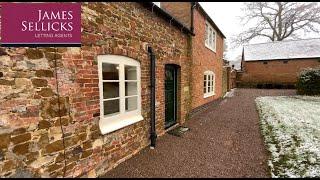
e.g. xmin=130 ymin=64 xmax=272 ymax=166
xmin=98 ymin=55 xmax=143 ymax=135
xmin=205 ymin=21 xmax=217 ymax=52
xmin=203 ymin=71 xmax=215 ymax=98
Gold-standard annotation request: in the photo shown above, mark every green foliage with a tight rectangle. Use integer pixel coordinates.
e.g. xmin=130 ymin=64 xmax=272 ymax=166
xmin=297 ymin=67 xmax=320 ymax=95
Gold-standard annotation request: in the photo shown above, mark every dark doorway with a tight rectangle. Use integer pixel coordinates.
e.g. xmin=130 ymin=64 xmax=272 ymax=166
xmin=165 ymin=65 xmax=178 ymax=129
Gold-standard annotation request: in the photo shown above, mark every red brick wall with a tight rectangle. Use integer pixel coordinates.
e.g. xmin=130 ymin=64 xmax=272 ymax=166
xmin=155 ymin=2 xmax=225 ymax=112
xmin=161 ymin=2 xmax=191 ymax=28
xmin=240 ymin=59 xmax=320 ymax=85
xmin=191 ymin=8 xmax=224 ymax=109
xmin=0 ymin=2 xmax=192 ymax=178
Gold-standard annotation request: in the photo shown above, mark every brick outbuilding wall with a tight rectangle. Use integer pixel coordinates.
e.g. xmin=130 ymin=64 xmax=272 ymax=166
xmin=0 ymin=2 xmax=192 ymax=177
xmin=239 ymin=59 xmax=320 ymax=87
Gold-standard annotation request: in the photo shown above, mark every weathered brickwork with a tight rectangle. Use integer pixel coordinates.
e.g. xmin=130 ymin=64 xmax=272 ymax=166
xmin=239 ymin=59 xmax=320 ymax=87
xmin=0 ymin=2 xmax=192 ymax=177
xmin=190 ymin=8 xmax=224 ymax=109
xmin=161 ymin=2 xmax=192 ymax=29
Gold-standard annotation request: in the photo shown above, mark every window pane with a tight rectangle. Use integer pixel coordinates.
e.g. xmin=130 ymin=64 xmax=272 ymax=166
xmin=125 ymin=65 xmax=137 ymax=80
xmin=104 ymin=99 xmax=120 ymax=116
xmin=212 ymin=31 xmax=216 ymax=49
xmin=204 ymin=87 xmax=206 ymax=94
xmin=208 ymin=86 xmax=210 ymax=93
xmin=212 ymin=75 xmax=215 ymax=92
xmin=103 ymin=82 xmax=119 ymax=99
xmin=102 ymin=63 xmax=119 ymax=80
xmin=205 ymin=24 xmax=208 ymax=45
xmin=166 ymin=70 xmax=173 ymax=80
xmin=126 ymin=96 xmax=138 ymax=112
xmin=209 ymin=28 xmax=213 ymax=47
xmin=125 ymin=82 xmax=137 ymax=96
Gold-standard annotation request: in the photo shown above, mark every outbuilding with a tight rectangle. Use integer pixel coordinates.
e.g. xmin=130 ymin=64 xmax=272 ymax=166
xmin=239 ymin=38 xmax=320 ymax=88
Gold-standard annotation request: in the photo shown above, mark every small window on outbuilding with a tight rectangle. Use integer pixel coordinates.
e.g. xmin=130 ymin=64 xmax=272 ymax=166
xmin=283 ymin=60 xmax=288 ymax=64
xmin=263 ymin=61 xmax=268 ymax=64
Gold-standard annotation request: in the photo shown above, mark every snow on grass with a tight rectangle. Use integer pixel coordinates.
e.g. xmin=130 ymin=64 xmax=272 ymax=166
xmin=255 ymin=96 xmax=320 ymax=178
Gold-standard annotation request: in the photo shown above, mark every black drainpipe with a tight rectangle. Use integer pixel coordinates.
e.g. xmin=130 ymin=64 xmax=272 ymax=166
xmin=148 ymin=46 xmax=157 ymax=148
xmin=191 ymin=2 xmax=196 ymax=33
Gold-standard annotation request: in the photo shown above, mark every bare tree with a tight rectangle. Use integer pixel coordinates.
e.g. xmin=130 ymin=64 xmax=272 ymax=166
xmin=233 ymin=2 xmax=320 ymax=46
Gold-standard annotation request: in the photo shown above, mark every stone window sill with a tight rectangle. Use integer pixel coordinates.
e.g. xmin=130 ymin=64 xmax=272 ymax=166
xmin=204 ymin=92 xmax=215 ymax=98
xmin=99 ymin=114 xmax=144 ymax=135
xmin=205 ymin=44 xmax=216 ymax=53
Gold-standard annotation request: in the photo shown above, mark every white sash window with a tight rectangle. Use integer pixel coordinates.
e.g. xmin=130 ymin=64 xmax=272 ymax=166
xmin=98 ymin=55 xmax=143 ymax=134
xmin=205 ymin=21 xmax=217 ymax=52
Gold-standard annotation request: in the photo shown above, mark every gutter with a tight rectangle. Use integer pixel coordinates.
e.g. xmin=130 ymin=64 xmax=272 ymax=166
xmin=148 ymin=46 xmax=157 ymax=148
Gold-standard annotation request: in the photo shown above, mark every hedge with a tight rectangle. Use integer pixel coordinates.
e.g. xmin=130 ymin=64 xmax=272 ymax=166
xmin=296 ymin=67 xmax=320 ymax=95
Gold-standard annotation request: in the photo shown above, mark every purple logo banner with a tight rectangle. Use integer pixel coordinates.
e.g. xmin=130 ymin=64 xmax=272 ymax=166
xmin=1 ymin=2 xmax=81 ymax=47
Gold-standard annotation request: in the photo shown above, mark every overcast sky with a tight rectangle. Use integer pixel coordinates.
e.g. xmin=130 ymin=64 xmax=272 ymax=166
xmin=199 ymin=2 xmax=320 ymax=62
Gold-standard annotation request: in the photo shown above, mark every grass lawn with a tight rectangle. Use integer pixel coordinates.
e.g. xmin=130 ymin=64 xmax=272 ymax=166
xmin=256 ymin=96 xmax=320 ymax=178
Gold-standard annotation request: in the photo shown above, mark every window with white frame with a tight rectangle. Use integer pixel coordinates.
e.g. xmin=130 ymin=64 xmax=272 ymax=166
xmin=98 ymin=55 xmax=143 ymax=135
xmin=205 ymin=21 xmax=216 ymax=52
xmin=203 ymin=71 xmax=215 ymax=98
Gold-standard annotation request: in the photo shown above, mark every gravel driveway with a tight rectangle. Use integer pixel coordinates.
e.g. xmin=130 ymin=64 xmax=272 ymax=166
xmin=103 ymin=89 xmax=297 ymax=178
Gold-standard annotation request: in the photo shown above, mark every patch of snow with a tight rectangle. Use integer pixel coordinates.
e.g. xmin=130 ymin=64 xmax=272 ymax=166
xmin=223 ymin=88 xmax=236 ymax=98
xmin=256 ymin=96 xmax=320 ymax=178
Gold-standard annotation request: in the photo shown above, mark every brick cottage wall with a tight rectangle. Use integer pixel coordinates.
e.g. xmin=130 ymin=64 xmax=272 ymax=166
xmin=190 ymin=8 xmax=224 ymax=109
xmin=0 ymin=2 xmax=192 ymax=177
xmin=161 ymin=2 xmax=192 ymax=29
xmin=160 ymin=2 xmax=225 ymax=110
xmin=239 ymin=59 xmax=320 ymax=87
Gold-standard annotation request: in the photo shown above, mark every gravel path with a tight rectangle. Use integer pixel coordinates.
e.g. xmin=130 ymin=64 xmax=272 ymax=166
xmin=103 ymin=89 xmax=297 ymax=178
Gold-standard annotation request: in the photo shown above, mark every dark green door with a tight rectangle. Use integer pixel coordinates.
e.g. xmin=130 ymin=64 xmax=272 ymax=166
xmin=165 ymin=65 xmax=177 ymax=129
